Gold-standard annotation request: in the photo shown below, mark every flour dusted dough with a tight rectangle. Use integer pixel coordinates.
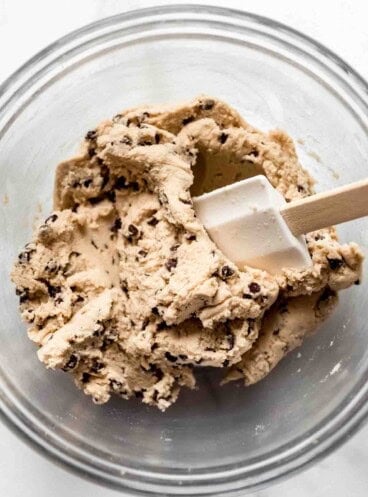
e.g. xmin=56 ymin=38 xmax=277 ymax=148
xmin=12 ymin=96 xmax=363 ymax=409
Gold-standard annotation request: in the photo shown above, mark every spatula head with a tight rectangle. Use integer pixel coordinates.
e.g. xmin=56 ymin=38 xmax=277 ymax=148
xmin=193 ymin=176 xmax=312 ymax=274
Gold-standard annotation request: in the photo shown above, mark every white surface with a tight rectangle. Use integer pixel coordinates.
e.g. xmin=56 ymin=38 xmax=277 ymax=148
xmin=194 ymin=176 xmax=312 ymax=273
xmin=1 ymin=0 xmax=368 ymax=496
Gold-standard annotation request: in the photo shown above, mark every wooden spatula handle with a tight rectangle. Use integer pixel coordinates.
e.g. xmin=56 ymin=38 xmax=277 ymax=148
xmin=280 ymin=178 xmax=368 ymax=236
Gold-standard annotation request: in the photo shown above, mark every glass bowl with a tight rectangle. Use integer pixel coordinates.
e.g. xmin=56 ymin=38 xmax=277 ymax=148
xmin=1 ymin=5 xmax=368 ymax=496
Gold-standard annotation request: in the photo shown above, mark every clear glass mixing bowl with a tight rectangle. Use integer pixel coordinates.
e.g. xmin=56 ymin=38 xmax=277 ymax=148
xmin=0 ymin=5 xmax=368 ymax=496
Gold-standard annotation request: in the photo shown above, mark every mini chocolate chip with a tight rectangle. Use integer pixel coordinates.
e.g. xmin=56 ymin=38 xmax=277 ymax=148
xmin=85 ymin=130 xmax=97 ymax=140
xmin=314 ymin=234 xmax=324 ymax=241
xmin=18 ymin=289 xmax=30 ymax=304
xmin=138 ymin=249 xmax=148 ymax=257
xmin=186 ymin=234 xmax=197 ymax=242
xmin=88 ymin=147 xmax=96 ymax=158
xmin=110 ymin=379 xmax=123 ymax=392
xmin=165 ymin=352 xmax=177 ymax=362
xmin=121 ymin=280 xmax=129 ymax=295
xmin=354 ymin=279 xmax=361 ymax=285
xmin=165 ymin=257 xmax=178 ymax=271
xmin=155 ymin=133 xmax=161 ymax=144
xmin=223 ymin=359 xmax=230 ymax=367
xmin=219 ymin=132 xmax=228 ymax=144
xmin=182 ymin=116 xmax=195 ymax=125
xmin=46 ymin=284 xmax=61 ymax=298
xmin=18 ymin=249 xmax=34 ymax=264
xmin=106 ymin=190 xmax=116 ymax=202
xmin=273 ymin=329 xmax=280 ymax=336
xmin=111 ymin=218 xmax=122 ymax=233
xmin=114 ymin=176 xmax=127 ymax=189
xmin=153 ymin=367 xmax=164 ymax=381
xmin=248 ymin=149 xmax=259 ymax=157
xmin=157 ymin=321 xmax=168 ymax=331
xmin=327 ymin=257 xmax=344 ymax=270
xmin=83 ymin=179 xmax=93 ymax=188
xmin=70 ymin=251 xmax=81 ymax=258
xmin=81 ymin=372 xmax=91 ymax=384
xmin=62 ymin=354 xmax=79 ymax=371
xmin=243 ymin=293 xmax=252 ymax=299
xmin=297 ymin=185 xmax=305 ymax=193
xmin=199 ymin=99 xmax=215 ymax=110
xmin=128 ymin=224 xmax=139 ymax=236
xmin=151 ymin=306 xmax=160 ymax=316
xmin=147 ymin=216 xmax=159 ymax=226
xmin=89 ymin=196 xmax=103 ymax=205
xmin=221 ymin=265 xmax=234 ymax=279
xmin=91 ymin=360 xmax=104 ymax=373
xmin=100 ymin=165 xmax=110 ymax=189
xmin=249 ymin=282 xmax=261 ymax=293
xmin=178 ymin=354 xmax=188 ymax=361
xmin=45 ymin=214 xmax=58 ymax=224
xmin=318 ymin=287 xmax=336 ymax=302
xmin=134 ymin=391 xmax=144 ymax=399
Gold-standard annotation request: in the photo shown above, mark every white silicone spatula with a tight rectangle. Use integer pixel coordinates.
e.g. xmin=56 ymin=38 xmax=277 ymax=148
xmin=193 ymin=176 xmax=368 ymax=274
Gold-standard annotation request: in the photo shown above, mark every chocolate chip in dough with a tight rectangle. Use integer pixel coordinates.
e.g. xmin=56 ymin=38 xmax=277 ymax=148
xmin=165 ymin=258 xmax=178 ymax=271
xmin=182 ymin=116 xmax=195 ymax=125
xmin=165 ymin=352 xmax=177 ymax=362
xmin=62 ymin=354 xmax=79 ymax=371
xmin=219 ymin=132 xmax=228 ymax=144
xmin=249 ymin=282 xmax=261 ymax=294
xmin=221 ymin=265 xmax=234 ymax=279
xmin=45 ymin=214 xmax=58 ymax=224
xmin=327 ymin=257 xmax=344 ymax=270
xmin=147 ymin=216 xmax=159 ymax=226
xmin=85 ymin=130 xmax=97 ymax=141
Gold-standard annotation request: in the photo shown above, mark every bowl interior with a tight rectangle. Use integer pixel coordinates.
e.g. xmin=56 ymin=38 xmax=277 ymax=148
xmin=0 ymin=8 xmax=368 ymax=491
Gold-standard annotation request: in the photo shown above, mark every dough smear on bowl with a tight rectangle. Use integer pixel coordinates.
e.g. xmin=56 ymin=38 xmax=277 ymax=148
xmin=11 ymin=96 xmax=363 ymax=410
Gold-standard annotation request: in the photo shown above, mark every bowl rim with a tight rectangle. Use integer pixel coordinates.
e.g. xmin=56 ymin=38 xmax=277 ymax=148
xmin=1 ymin=4 xmax=368 ymax=495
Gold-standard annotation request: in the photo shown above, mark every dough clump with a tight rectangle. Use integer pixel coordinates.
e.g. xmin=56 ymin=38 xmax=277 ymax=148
xmin=12 ymin=96 xmax=363 ymax=410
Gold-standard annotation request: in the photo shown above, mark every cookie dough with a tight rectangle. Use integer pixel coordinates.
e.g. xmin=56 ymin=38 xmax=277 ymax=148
xmin=12 ymin=96 xmax=363 ymax=410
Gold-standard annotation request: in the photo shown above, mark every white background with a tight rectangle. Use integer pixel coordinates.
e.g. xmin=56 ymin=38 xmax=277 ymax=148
xmin=1 ymin=1 xmax=368 ymax=496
